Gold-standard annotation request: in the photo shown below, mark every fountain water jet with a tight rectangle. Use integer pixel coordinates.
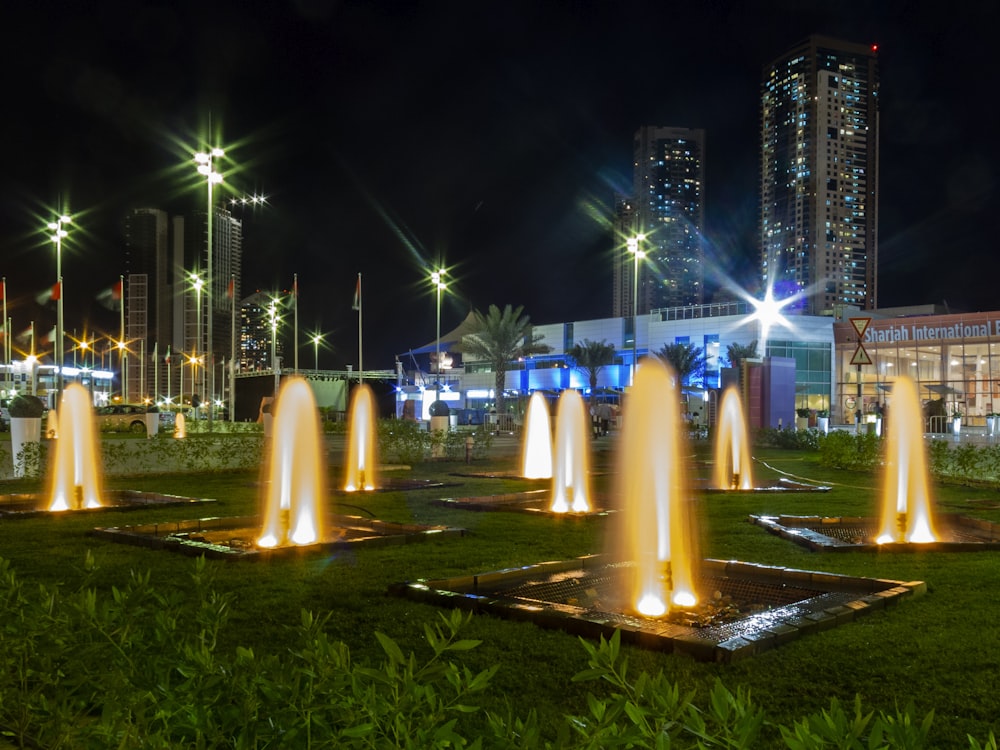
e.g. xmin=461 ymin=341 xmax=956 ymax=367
xmin=344 ymin=384 xmax=378 ymax=492
xmin=713 ymin=387 xmax=754 ymax=490
xmin=257 ymin=377 xmax=326 ymax=548
xmin=550 ymin=390 xmax=592 ymax=513
xmin=174 ymin=411 xmax=187 ymax=438
xmin=618 ymin=359 xmax=697 ymax=615
xmin=876 ymin=375 xmax=938 ymax=544
xmin=48 ymin=384 xmax=103 ymax=512
xmin=521 ymin=392 xmax=553 ymax=479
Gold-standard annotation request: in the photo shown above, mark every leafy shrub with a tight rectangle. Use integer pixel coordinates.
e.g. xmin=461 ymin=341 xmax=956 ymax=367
xmin=818 ymin=430 xmax=881 ymax=472
xmin=755 ymin=426 xmax=821 ymax=451
xmin=7 ymin=395 xmax=44 ymax=418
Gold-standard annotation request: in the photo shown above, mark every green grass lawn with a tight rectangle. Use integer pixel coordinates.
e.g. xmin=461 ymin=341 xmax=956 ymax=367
xmin=2 ymin=442 xmax=999 ymax=746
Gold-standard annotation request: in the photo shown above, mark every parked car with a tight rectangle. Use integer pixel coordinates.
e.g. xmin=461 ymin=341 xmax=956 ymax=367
xmin=94 ymin=404 xmax=151 ymax=433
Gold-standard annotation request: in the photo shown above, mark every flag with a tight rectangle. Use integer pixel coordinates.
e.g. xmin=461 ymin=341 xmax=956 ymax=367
xmin=293 ymin=274 xmax=298 ymax=298
xmin=165 ymin=345 xmax=171 ymax=365
xmin=41 ymin=326 xmax=58 ymax=344
xmin=1 ymin=279 xmax=5 ymax=302
xmin=96 ymin=280 xmax=123 ymax=310
xmin=352 ymin=275 xmax=361 ymax=311
xmin=36 ymin=282 xmax=61 ymax=305
xmin=226 ymin=278 xmax=235 ymax=299
xmin=16 ymin=327 xmax=32 ymax=344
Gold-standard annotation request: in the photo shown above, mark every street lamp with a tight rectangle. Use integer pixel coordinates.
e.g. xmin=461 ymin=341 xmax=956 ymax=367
xmin=430 ymin=270 xmax=446 ymax=400
xmin=627 ymin=233 xmax=646 ymax=386
xmin=117 ymin=339 xmax=127 ymax=401
xmin=47 ymin=213 xmax=71 ymax=397
xmin=194 ymin=146 xmax=223 ymax=428
xmin=311 ymin=333 xmax=323 ymax=370
xmin=190 ymin=272 xmax=204 ymax=405
xmin=268 ymin=299 xmax=280 ymax=371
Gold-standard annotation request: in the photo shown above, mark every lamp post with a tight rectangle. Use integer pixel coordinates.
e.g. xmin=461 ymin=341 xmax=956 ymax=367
xmin=430 ymin=270 xmax=446 ymax=401
xmin=190 ymin=272 xmax=204 ymax=407
xmin=268 ymin=299 xmax=279 ymax=372
xmin=47 ymin=213 xmax=71 ymax=398
xmin=194 ymin=147 xmax=223 ymax=428
xmin=312 ymin=333 xmax=322 ymax=370
xmin=117 ymin=340 xmax=127 ymax=402
xmin=627 ymin=233 xmax=646 ymax=386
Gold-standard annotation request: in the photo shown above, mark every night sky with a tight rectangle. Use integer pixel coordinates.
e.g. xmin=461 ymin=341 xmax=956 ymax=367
xmin=1 ymin=1 xmax=997 ymax=369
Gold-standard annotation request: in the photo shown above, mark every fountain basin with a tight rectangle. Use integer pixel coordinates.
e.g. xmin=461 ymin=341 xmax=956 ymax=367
xmin=0 ymin=490 xmax=216 ymax=518
xmin=750 ymin=513 xmax=1000 ymax=552
xmin=434 ymin=489 xmax=612 ymax=515
xmin=389 ymin=554 xmax=923 ymax=662
xmin=91 ymin=513 xmax=468 ymax=560
xmin=697 ymin=477 xmax=831 ymax=493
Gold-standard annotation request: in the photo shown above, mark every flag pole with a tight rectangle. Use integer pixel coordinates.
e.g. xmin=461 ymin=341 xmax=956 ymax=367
xmin=293 ymin=273 xmax=299 ymax=373
xmin=119 ymin=274 xmax=126 ymax=402
xmin=153 ymin=342 xmax=158 ymax=407
xmin=357 ymin=273 xmax=363 ymax=383
xmin=229 ymin=274 xmax=236 ymax=422
xmin=2 ymin=277 xmax=7 ymax=392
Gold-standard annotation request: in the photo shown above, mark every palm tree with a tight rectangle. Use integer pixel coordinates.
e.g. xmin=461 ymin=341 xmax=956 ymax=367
xmin=725 ymin=340 xmax=759 ymax=370
xmin=566 ymin=339 xmax=616 ymax=402
xmin=654 ymin=342 xmax=706 ymax=389
xmin=461 ymin=304 xmax=551 ymax=414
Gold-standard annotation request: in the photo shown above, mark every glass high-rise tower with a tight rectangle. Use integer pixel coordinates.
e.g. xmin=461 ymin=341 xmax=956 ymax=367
xmin=626 ymin=126 xmax=706 ymax=313
xmin=760 ymin=35 xmax=879 ymax=314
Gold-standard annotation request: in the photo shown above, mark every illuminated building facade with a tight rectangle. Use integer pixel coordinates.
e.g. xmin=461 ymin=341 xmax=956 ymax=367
xmin=760 ymin=35 xmax=879 ymax=314
xmin=631 ymin=126 xmax=706 ymax=311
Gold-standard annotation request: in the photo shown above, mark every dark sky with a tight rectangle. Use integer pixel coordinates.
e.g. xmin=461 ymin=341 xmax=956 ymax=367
xmin=1 ymin=0 xmax=997 ymax=369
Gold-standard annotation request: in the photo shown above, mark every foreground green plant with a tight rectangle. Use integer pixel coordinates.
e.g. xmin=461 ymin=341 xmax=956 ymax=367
xmin=0 ymin=556 xmax=995 ymax=748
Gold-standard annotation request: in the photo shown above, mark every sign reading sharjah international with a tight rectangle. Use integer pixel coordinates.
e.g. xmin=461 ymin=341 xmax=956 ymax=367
xmin=849 ymin=317 xmax=872 ymax=366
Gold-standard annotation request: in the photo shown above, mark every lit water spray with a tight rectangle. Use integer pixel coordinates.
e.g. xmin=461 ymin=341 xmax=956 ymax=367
xmin=47 ymin=384 xmax=103 ymax=511
xmin=713 ymin=387 xmax=754 ymax=490
xmin=257 ymin=377 xmax=326 ymax=548
xmin=876 ymin=375 xmax=938 ymax=544
xmin=344 ymin=384 xmax=378 ymax=492
xmin=521 ymin=392 xmax=553 ymax=479
xmin=617 ymin=359 xmax=698 ymax=616
xmin=550 ymin=389 xmax=592 ymax=513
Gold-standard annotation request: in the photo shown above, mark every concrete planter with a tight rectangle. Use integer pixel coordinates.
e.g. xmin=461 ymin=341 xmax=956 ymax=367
xmin=952 ymin=417 xmax=962 ymax=435
xmin=817 ymin=416 xmax=829 ymax=434
xmin=11 ymin=417 xmax=42 ymax=478
xmin=144 ymin=413 xmax=160 ymax=438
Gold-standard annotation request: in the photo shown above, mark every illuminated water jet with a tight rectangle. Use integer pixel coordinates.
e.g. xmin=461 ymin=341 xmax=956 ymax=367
xmin=257 ymin=377 xmax=326 ymax=548
xmin=713 ymin=387 xmax=754 ymax=490
xmin=521 ymin=392 xmax=552 ymax=479
xmin=47 ymin=384 xmax=103 ymax=512
xmin=550 ymin=390 xmax=592 ymax=513
xmin=618 ymin=359 xmax=697 ymax=615
xmin=876 ymin=375 xmax=939 ymax=544
xmin=344 ymin=384 xmax=378 ymax=492
xmin=174 ymin=411 xmax=187 ymax=439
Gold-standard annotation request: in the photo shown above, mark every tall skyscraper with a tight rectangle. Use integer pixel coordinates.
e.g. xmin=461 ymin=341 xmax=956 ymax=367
xmin=627 ymin=126 xmax=706 ymax=312
xmin=121 ymin=205 xmax=242 ymax=403
xmin=760 ymin=35 xmax=879 ymax=314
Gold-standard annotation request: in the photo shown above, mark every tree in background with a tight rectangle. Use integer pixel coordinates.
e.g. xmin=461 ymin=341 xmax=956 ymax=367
xmin=654 ymin=342 xmax=707 ymax=390
xmin=462 ymin=304 xmax=551 ymax=415
xmin=725 ymin=340 xmax=759 ymax=370
xmin=566 ymin=339 xmax=616 ymax=402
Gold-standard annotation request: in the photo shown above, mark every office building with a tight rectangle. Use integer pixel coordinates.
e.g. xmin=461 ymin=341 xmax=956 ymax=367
xmin=760 ymin=35 xmax=879 ymax=314
xmin=627 ymin=126 xmax=706 ymax=312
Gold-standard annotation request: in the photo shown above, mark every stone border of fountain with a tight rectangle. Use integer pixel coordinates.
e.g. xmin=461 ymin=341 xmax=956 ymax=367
xmin=388 ymin=554 xmax=924 ymax=663
xmin=433 ymin=489 xmax=613 ymax=515
xmin=698 ymin=478 xmax=831 ymax=493
xmin=750 ymin=513 xmax=1000 ymax=552
xmin=0 ymin=490 xmax=217 ymax=518
xmin=90 ymin=514 xmax=468 ymax=560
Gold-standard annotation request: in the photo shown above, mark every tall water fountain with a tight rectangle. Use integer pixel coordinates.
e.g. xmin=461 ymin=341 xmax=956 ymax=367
xmin=344 ymin=384 xmax=378 ymax=492
xmin=876 ymin=375 xmax=939 ymax=544
xmin=257 ymin=377 xmax=326 ymax=548
xmin=550 ymin=389 xmax=592 ymax=513
xmin=48 ymin=384 xmax=104 ymax=512
xmin=521 ymin=392 xmax=553 ymax=479
xmin=617 ymin=359 xmax=698 ymax=615
xmin=713 ymin=387 xmax=754 ymax=490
